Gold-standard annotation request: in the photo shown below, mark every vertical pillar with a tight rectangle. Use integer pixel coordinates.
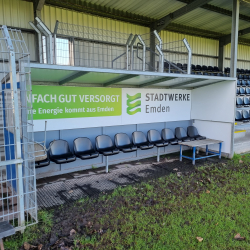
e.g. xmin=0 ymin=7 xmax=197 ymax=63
xmin=230 ymin=0 xmax=240 ymax=78
xmin=218 ymin=40 xmax=225 ymax=72
xmin=150 ymin=24 xmax=156 ymax=71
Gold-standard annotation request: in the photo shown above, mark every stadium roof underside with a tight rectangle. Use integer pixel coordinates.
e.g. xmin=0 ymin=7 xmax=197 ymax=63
xmin=27 ymin=0 xmax=250 ymax=45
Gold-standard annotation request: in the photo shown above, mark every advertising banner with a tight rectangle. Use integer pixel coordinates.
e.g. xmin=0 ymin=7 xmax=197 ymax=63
xmin=31 ymin=85 xmax=191 ymax=131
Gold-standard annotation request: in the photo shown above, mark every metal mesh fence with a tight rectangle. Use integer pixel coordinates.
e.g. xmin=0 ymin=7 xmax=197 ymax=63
xmin=162 ymin=39 xmax=190 ymax=74
xmin=55 ymin=22 xmax=156 ymax=72
xmin=0 ymin=26 xmax=37 ymax=231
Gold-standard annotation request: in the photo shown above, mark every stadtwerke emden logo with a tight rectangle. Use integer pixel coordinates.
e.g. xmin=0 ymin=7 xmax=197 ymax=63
xmin=126 ymin=93 xmax=141 ymax=115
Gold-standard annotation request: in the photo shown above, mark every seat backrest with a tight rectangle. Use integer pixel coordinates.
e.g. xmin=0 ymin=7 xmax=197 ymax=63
xmin=115 ymin=133 xmax=131 ymax=147
xmin=239 ymin=87 xmax=245 ymax=94
xmin=237 ymin=80 xmax=241 ymax=86
xmin=132 ymin=131 xmax=147 ymax=145
xmin=50 ymin=140 xmax=70 ymax=156
xmin=242 ymin=80 xmax=246 ymax=85
xmin=148 ymin=130 xmax=162 ymax=143
xmin=213 ymin=66 xmax=219 ymax=72
xmin=161 ymin=128 xmax=175 ymax=140
xmin=187 ymin=126 xmax=199 ymax=137
xmin=208 ymin=66 xmax=213 ymax=71
xmin=244 ymin=97 xmax=250 ymax=105
xmin=175 ymin=127 xmax=187 ymax=139
xmin=246 ymin=88 xmax=250 ymax=94
xmin=74 ymin=137 xmax=93 ymax=153
xmin=202 ymin=65 xmax=207 ymax=71
xmin=236 ymin=97 xmax=243 ymax=105
xmin=96 ymin=135 xmax=114 ymax=150
xmin=235 ymin=110 xmax=242 ymax=120
xmin=238 ymin=74 xmax=243 ymax=79
xmin=246 ymin=80 xmax=250 ymax=86
xmin=236 ymin=88 xmax=239 ymax=94
xmin=243 ymin=110 xmax=250 ymax=119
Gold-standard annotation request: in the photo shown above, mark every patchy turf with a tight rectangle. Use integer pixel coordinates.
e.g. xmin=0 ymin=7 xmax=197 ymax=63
xmin=4 ymin=153 xmax=250 ymax=250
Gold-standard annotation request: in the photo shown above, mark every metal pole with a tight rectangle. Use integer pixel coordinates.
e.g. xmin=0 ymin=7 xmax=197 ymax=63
xmin=44 ymin=121 xmax=47 ymax=148
xmin=230 ymin=0 xmax=240 ymax=78
xmin=183 ymin=38 xmax=192 ymax=74
xmin=29 ymin=22 xmax=42 ymax=63
xmin=35 ymin=17 xmax=53 ymax=64
xmin=126 ymin=34 xmax=133 ymax=70
xmin=150 ymin=26 xmax=156 ymax=71
xmin=130 ymin=35 xmax=138 ymax=70
xmin=218 ymin=40 xmax=225 ymax=72
xmin=180 ymin=145 xmax=182 ymax=161
xmin=138 ymin=35 xmax=146 ymax=71
xmin=192 ymin=147 xmax=196 ymax=165
xmin=2 ymin=26 xmax=25 ymax=230
xmin=156 ymin=45 xmax=164 ymax=73
xmin=153 ymin=30 xmax=164 ymax=72
xmin=157 ymin=147 xmax=160 ymax=162
xmin=106 ymin=156 xmax=108 ymax=173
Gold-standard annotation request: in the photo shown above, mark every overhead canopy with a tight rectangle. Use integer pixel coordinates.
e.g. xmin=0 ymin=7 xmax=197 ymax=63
xmin=24 ymin=0 xmax=250 ymax=45
xmin=30 ymin=63 xmax=235 ymax=89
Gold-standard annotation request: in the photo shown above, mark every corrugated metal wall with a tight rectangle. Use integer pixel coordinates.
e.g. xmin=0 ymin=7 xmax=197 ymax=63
xmin=41 ymin=5 xmax=149 ymax=35
xmin=160 ymin=31 xmax=219 ymax=67
xmin=0 ymin=0 xmax=249 ymax=69
xmin=0 ymin=0 xmax=33 ymax=29
xmin=224 ymin=43 xmax=250 ymax=69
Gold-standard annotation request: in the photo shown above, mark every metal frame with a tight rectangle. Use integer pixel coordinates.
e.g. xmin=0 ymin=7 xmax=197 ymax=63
xmin=0 ymin=25 xmax=37 ymax=232
xmin=35 ymin=17 xmax=53 ymax=65
xmin=180 ymin=142 xmax=222 ymax=165
xmin=130 ymin=35 xmax=138 ymax=71
xmin=28 ymin=22 xmax=42 ymax=64
xmin=182 ymin=38 xmax=192 ymax=75
xmin=155 ymin=0 xmax=213 ymax=32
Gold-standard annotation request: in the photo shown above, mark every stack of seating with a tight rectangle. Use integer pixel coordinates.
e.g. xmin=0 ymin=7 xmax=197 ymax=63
xmin=36 ymin=126 xmax=206 ymax=170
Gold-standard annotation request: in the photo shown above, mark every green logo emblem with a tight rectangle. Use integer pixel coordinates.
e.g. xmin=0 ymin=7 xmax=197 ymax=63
xmin=126 ymin=93 xmax=141 ymax=115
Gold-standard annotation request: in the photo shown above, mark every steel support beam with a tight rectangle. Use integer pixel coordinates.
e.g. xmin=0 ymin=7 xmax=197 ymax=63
xmin=230 ymin=0 xmax=240 ymax=78
xmin=33 ymin=0 xmax=45 ymax=19
xmin=220 ymin=26 xmax=250 ymax=46
xmin=155 ymin=0 xmax=213 ymax=32
xmin=59 ymin=71 xmax=89 ymax=85
xmin=218 ymin=40 xmax=225 ymax=72
xmin=103 ymin=74 xmax=138 ymax=87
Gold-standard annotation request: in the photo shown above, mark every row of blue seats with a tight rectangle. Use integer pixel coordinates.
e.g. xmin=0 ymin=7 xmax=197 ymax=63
xmin=236 ymin=87 xmax=250 ymax=96
xmin=35 ymin=126 xmax=205 ymax=172
xmin=225 ymin=68 xmax=250 ymax=74
xmin=236 ymin=110 xmax=250 ymax=122
xmin=237 ymin=75 xmax=250 ymax=80
xmin=237 ymin=80 xmax=250 ymax=87
xmin=236 ymin=97 xmax=250 ymax=107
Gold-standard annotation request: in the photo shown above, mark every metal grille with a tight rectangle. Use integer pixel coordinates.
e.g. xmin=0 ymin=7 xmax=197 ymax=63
xmin=0 ymin=26 xmax=37 ymax=232
xmin=55 ymin=22 xmax=146 ymax=71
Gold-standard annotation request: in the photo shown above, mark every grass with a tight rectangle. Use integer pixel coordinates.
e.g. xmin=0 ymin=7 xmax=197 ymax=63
xmin=4 ymin=210 xmax=53 ymax=250
xmin=5 ymin=153 xmax=250 ymax=249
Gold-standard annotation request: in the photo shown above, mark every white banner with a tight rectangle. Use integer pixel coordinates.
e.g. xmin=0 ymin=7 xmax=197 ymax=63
xmin=32 ymin=87 xmax=191 ymax=131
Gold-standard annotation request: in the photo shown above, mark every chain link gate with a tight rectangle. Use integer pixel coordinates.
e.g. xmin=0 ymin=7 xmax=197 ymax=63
xmin=0 ymin=25 xmax=37 ymax=232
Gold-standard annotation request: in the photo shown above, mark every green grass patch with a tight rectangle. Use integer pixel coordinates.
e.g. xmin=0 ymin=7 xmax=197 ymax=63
xmin=4 ymin=210 xmax=53 ymax=250
xmin=5 ymin=154 xmax=250 ymax=249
